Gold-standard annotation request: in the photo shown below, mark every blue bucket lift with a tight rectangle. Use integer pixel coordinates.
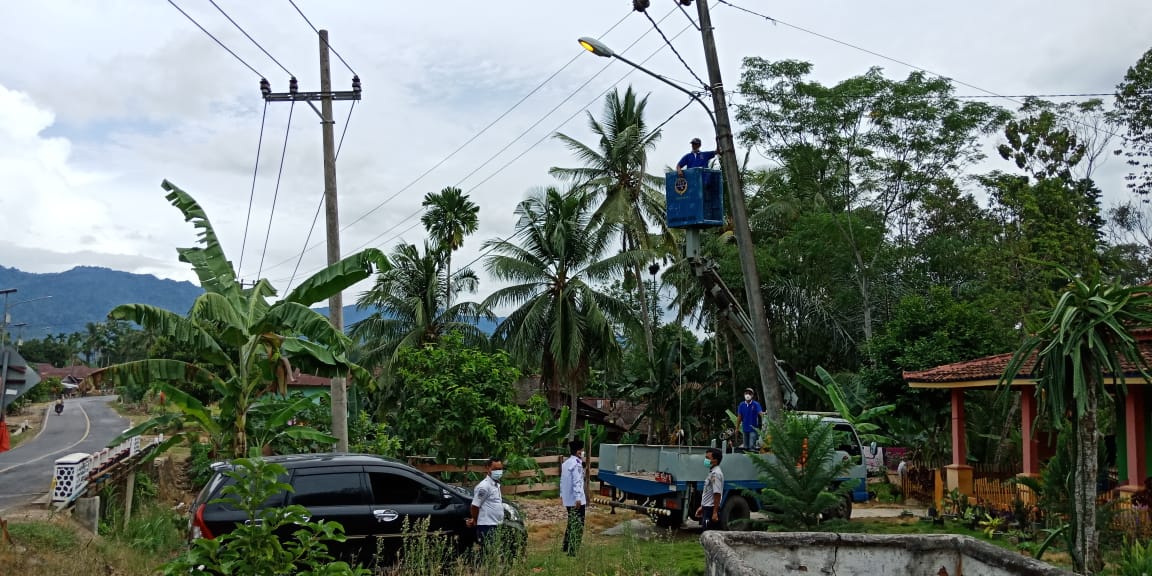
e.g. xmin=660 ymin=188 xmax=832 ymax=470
xmin=665 ymin=168 xmax=724 ymax=229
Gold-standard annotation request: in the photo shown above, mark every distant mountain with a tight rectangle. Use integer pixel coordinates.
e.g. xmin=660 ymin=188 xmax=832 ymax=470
xmin=0 ymin=266 xmax=499 ymax=337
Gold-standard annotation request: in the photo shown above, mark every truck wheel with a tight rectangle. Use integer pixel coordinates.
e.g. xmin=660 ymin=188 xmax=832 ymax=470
xmin=826 ymin=495 xmax=852 ymax=520
xmin=719 ymin=495 xmax=751 ymax=530
xmin=654 ymin=508 xmax=683 ymax=529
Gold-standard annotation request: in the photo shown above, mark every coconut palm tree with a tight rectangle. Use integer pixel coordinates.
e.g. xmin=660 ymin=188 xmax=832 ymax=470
xmin=1002 ymin=268 xmax=1152 ymax=573
xmin=350 ymin=240 xmax=490 ymax=374
xmin=482 ymin=185 xmax=650 ymax=438
xmin=95 ymin=181 xmax=388 ymax=457
xmin=549 ymin=86 xmax=668 ymax=364
xmin=421 ymin=186 xmax=480 ymax=308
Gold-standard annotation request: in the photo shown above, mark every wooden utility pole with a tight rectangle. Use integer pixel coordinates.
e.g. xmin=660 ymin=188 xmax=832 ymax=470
xmin=694 ymin=0 xmax=785 ymax=420
xmin=262 ymin=30 xmax=360 ymax=452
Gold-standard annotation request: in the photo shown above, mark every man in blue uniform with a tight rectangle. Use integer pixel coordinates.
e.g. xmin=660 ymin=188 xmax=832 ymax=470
xmin=676 ymin=137 xmax=717 ymax=174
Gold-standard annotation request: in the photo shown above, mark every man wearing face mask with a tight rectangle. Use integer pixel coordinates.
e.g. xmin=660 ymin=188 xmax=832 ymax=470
xmin=467 ymin=457 xmax=505 ymax=555
xmin=697 ymin=447 xmax=725 ymax=530
xmin=736 ymin=387 xmax=765 ymax=453
xmin=560 ymin=439 xmax=587 ymax=556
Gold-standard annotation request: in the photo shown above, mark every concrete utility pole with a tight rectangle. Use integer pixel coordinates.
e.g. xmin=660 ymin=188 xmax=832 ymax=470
xmin=694 ymin=0 xmax=785 ymax=421
xmin=262 ymin=30 xmax=361 ymax=452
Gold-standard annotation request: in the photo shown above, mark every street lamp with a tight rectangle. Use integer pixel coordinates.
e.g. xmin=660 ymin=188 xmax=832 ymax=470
xmin=577 ymin=37 xmax=717 ymax=129
xmin=12 ymin=323 xmax=26 ymax=351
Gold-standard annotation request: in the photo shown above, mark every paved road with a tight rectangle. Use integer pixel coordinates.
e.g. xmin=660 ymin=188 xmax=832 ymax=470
xmin=0 ymin=395 xmax=129 ymax=513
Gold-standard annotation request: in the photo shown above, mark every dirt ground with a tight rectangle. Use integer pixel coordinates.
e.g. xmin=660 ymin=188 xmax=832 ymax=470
xmin=5 ymin=402 xmax=50 ymax=449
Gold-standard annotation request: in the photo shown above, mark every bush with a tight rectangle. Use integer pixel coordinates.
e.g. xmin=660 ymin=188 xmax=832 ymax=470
xmin=1116 ymin=538 xmax=1152 ymax=576
xmin=749 ymin=414 xmax=853 ymax=528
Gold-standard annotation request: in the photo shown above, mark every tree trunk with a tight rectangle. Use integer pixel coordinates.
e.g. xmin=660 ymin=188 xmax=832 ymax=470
xmin=567 ymin=383 xmax=579 ymax=441
xmin=444 ymin=251 xmax=453 ymax=312
xmin=1071 ymin=381 xmax=1102 ymax=574
xmin=993 ymin=393 xmax=1020 ymax=469
xmin=636 ymin=265 xmax=655 ymax=361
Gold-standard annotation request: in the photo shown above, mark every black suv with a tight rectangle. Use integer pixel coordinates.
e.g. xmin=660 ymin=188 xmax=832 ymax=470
xmin=188 ymin=453 xmax=525 ymax=563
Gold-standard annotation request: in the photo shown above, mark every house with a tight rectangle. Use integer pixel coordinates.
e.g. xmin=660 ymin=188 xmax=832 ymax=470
xmin=35 ymin=363 xmax=97 ymax=393
xmin=512 ymin=375 xmax=648 ymax=440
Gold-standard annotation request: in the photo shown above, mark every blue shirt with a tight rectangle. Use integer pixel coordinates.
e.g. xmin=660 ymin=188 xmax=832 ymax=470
xmin=738 ymin=400 xmax=763 ymax=433
xmin=677 ymin=150 xmax=716 ymax=170
xmin=560 ymin=455 xmax=586 ymax=507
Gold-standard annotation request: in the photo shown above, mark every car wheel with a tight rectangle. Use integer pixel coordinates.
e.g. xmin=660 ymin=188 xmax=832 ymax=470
xmin=719 ymin=495 xmax=751 ymax=531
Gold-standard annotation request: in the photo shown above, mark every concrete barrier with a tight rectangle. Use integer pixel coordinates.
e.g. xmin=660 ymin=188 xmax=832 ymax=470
xmin=700 ymin=532 xmax=1074 ymax=576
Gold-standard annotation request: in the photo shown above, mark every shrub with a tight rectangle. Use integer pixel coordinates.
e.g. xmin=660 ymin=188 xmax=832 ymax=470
xmin=749 ymin=413 xmax=853 ymax=528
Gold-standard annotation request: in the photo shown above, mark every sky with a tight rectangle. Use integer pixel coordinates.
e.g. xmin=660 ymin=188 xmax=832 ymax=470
xmin=1 ymin=0 xmax=1150 ymax=316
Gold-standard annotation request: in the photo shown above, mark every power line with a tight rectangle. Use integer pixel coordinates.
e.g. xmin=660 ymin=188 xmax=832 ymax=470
xmin=328 ymin=8 xmax=683 ymax=266
xmin=673 ymin=0 xmax=701 ymax=31
xmin=286 ymin=0 xmax=357 ymax=77
xmin=640 ymin=6 xmax=707 ymax=89
xmin=260 ymin=9 xmax=635 ymax=277
xmin=237 ymin=100 xmax=269 ymax=277
xmin=715 ymin=0 xmax=1125 ymax=138
xmin=165 ymin=0 xmax=264 ymax=77
xmin=286 ymin=100 xmax=358 ymax=293
xmin=257 ymin=101 xmax=296 ymax=279
xmin=208 ymin=0 xmax=295 ymax=78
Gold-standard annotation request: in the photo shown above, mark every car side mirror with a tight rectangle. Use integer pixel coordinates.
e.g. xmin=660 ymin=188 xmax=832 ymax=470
xmin=442 ymin=489 xmax=453 ymax=501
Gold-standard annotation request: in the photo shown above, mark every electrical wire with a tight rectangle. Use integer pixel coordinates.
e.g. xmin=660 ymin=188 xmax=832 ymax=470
xmin=165 ymin=0 xmax=264 ymax=77
xmin=207 ymin=0 xmax=295 ymax=78
xmin=237 ymin=100 xmax=269 ymax=278
xmin=286 ymin=0 xmax=357 ymax=77
xmin=260 ymin=9 xmax=637 ymax=277
xmin=257 ymin=101 xmax=295 ymax=279
xmin=640 ymin=7 xmax=707 ymax=89
xmin=673 ymin=0 xmax=701 ymax=31
xmin=286 ymin=100 xmax=358 ymax=293
xmin=714 ymin=0 xmax=1125 ymax=138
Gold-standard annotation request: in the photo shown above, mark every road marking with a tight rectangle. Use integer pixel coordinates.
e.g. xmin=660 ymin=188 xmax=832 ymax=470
xmin=0 ymin=402 xmax=91 ymax=476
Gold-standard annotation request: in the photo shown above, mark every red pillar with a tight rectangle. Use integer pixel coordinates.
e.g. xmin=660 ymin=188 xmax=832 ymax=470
xmin=1020 ymin=388 xmax=1040 ymax=476
xmin=951 ymin=389 xmax=966 ymax=466
xmin=1125 ymin=387 xmax=1146 ymax=489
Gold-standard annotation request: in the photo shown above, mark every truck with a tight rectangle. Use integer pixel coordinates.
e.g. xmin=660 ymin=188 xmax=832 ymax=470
xmin=592 ymin=169 xmax=876 ymax=530
xmin=594 ymin=416 xmax=874 ymax=530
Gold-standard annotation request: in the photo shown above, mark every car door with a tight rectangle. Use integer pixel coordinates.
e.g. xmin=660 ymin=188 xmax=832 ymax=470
xmin=200 ymin=471 xmax=288 ymax=539
xmin=364 ymin=465 xmax=470 ymax=559
xmin=287 ymin=466 xmax=372 ymax=558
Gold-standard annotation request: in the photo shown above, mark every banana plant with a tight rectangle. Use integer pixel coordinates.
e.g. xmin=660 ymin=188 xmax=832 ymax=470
xmin=93 ymin=180 xmax=389 ymax=457
xmin=798 ymin=366 xmax=895 ymax=445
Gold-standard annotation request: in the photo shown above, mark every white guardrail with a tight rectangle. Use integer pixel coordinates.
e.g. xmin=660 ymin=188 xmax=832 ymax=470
xmin=51 ymin=433 xmax=163 ymax=504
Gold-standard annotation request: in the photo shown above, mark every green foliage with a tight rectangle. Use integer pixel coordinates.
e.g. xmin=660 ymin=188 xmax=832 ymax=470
xmin=188 ymin=441 xmax=216 ymax=492
xmin=246 ymin=392 xmax=337 ymax=454
xmin=797 ymin=366 xmax=894 ymax=444
xmin=749 ymin=413 xmax=853 ymax=528
xmin=1116 ymin=538 xmax=1152 ymax=576
xmin=162 ymin=451 xmax=368 ymax=576
xmin=348 ymin=410 xmax=401 ymax=457
xmin=390 ymin=332 xmax=526 ymax=463
xmin=1114 ymin=47 xmax=1152 ymax=197
xmin=524 ymin=395 xmax=570 ymax=452
xmin=96 ymin=181 xmax=387 ymax=458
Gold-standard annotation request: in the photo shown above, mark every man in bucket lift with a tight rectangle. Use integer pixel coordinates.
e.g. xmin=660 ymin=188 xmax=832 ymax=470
xmin=676 ymin=137 xmax=717 ymax=174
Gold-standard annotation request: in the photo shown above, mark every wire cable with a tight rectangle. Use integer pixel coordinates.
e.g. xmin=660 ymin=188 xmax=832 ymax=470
xmin=208 ymin=0 xmax=295 ymax=78
xmin=165 ymin=0 xmax=264 ymax=77
xmin=237 ymin=100 xmax=270 ymax=278
xmin=286 ymin=100 xmax=357 ymax=293
xmin=286 ymin=0 xmax=357 ymax=77
xmin=640 ymin=7 xmax=707 ymax=89
xmin=715 ymin=0 xmax=1124 ymax=138
xmin=260 ymin=10 xmax=636 ymax=276
xmin=673 ymin=0 xmax=701 ymax=31
xmin=257 ymin=101 xmax=296 ymax=279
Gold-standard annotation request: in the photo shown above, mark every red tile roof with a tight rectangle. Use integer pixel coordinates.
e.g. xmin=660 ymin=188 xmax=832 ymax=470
xmin=904 ymin=340 xmax=1152 ymax=387
xmin=35 ymin=363 xmax=96 ymax=380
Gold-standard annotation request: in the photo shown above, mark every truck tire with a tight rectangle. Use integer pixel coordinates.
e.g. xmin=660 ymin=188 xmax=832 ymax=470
xmin=719 ymin=495 xmax=751 ymax=530
xmin=654 ymin=508 xmax=683 ymax=529
xmin=825 ymin=494 xmax=852 ymax=520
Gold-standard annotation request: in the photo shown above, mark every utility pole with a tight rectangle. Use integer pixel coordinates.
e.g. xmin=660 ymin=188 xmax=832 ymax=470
xmin=0 ymin=288 xmax=16 ymax=423
xmin=262 ymin=30 xmax=361 ymax=452
xmin=694 ymin=0 xmax=785 ymax=421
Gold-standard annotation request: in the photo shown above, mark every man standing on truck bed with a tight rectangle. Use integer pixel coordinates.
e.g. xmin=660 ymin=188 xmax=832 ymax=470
xmin=560 ymin=439 xmax=587 ymax=556
xmin=698 ymin=447 xmax=724 ymax=531
xmin=736 ymin=387 xmax=765 ymax=452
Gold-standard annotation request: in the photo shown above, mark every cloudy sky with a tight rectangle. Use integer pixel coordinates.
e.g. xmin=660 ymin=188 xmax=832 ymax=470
xmin=1 ymin=0 xmax=1150 ymax=312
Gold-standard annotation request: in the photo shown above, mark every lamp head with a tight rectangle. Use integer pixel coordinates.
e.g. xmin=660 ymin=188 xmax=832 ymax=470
xmin=578 ymin=37 xmax=615 ymax=58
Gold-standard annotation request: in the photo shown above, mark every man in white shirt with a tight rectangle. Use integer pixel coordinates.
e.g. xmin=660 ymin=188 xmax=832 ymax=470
xmin=697 ymin=447 xmax=724 ymax=531
xmin=560 ymin=439 xmax=587 ymax=556
xmin=468 ymin=457 xmax=505 ymax=554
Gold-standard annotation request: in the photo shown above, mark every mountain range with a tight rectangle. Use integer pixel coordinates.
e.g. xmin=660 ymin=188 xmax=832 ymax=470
xmin=0 ymin=266 xmax=499 ymax=338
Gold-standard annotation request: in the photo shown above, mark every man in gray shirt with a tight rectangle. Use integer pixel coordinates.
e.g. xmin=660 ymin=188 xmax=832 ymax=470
xmin=697 ymin=447 xmax=724 ymax=530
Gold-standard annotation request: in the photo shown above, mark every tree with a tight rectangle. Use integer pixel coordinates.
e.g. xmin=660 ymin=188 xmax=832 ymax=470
xmin=350 ymin=241 xmax=490 ymax=374
xmin=388 ymin=332 xmax=526 ymax=464
xmin=550 ymin=86 xmax=667 ymax=369
xmin=1114 ymin=47 xmax=1152 ymax=197
xmin=750 ymin=413 xmax=853 ymax=528
xmin=95 ymin=180 xmax=387 ymax=457
xmin=1002 ymin=270 xmax=1152 ymax=574
xmin=420 ymin=186 xmax=479 ymax=308
xmin=482 ymin=186 xmax=647 ymax=438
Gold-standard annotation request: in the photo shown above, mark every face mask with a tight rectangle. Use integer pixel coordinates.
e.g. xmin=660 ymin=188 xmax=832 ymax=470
xmin=577 ymin=450 xmax=585 ymax=459
xmin=704 ymin=457 xmax=712 ymax=467
xmin=744 ymin=394 xmax=752 ymax=401
xmin=490 ymin=470 xmax=504 ymax=481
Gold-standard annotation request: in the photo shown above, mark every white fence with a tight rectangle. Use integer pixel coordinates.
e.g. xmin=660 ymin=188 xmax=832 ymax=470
xmin=51 ymin=433 xmax=162 ymax=503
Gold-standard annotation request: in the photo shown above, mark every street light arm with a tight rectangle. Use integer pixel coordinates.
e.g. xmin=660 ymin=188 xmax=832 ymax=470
xmin=612 ymin=52 xmax=718 ymax=132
